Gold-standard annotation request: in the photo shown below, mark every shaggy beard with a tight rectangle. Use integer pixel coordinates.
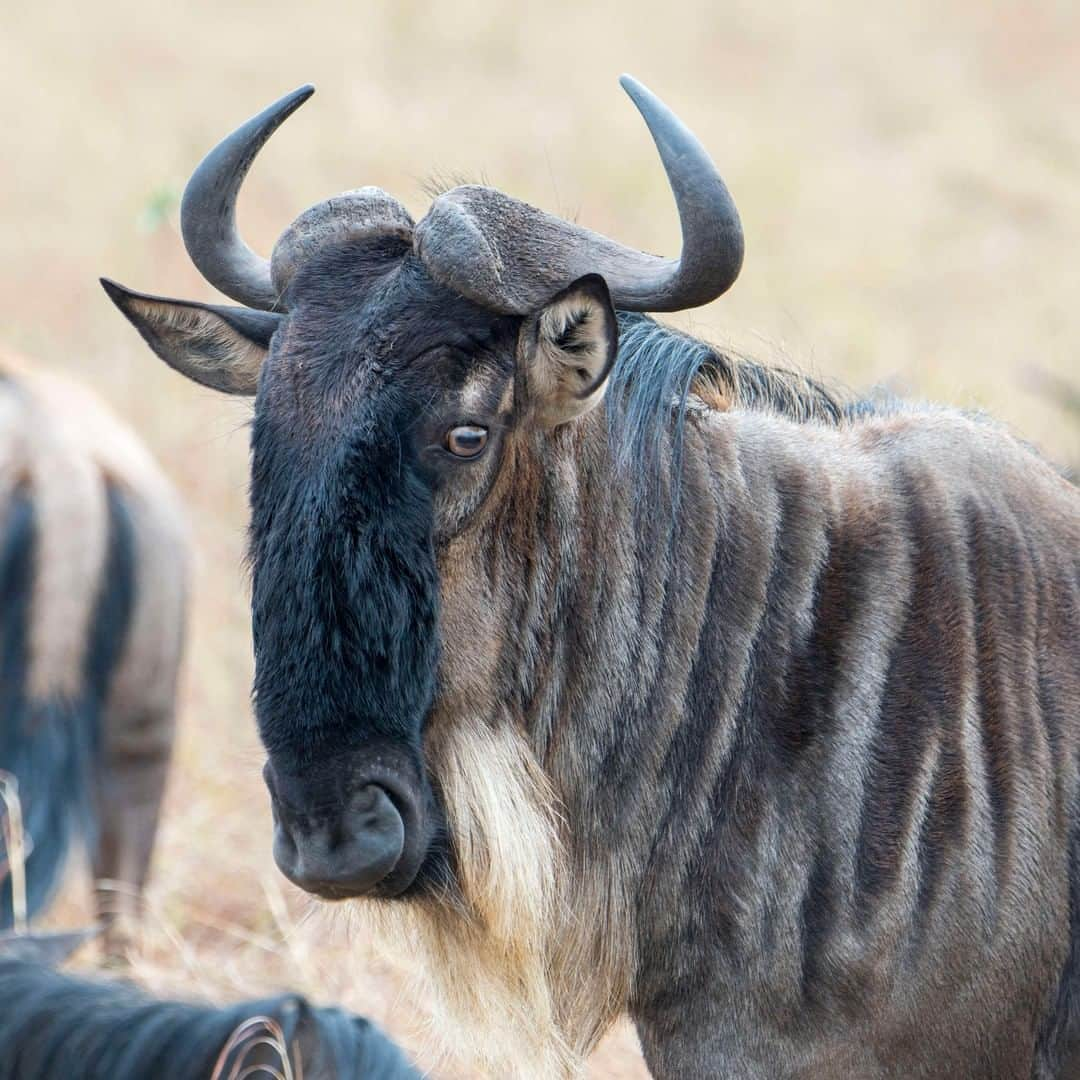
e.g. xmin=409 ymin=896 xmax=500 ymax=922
xmin=340 ymin=717 xmax=627 ymax=1078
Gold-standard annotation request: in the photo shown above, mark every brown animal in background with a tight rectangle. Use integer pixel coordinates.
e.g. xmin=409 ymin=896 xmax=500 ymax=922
xmin=107 ymin=78 xmax=1080 ymax=1078
xmin=0 ymin=350 xmax=188 ymax=955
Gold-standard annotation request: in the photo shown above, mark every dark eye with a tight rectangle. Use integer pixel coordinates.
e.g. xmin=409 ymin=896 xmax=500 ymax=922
xmin=445 ymin=425 xmax=489 ymax=458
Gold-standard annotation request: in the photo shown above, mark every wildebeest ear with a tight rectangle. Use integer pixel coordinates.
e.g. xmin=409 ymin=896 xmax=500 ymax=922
xmin=519 ymin=273 xmax=618 ymax=427
xmin=101 ymin=278 xmax=283 ymax=395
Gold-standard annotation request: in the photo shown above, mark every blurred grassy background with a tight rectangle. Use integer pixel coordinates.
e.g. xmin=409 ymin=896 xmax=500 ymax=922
xmin=2 ymin=1 xmax=1078 ymax=1075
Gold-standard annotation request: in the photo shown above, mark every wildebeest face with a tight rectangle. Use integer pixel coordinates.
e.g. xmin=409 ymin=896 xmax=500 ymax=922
xmin=104 ymin=239 xmax=618 ymax=899
xmin=104 ymin=76 xmax=738 ymax=904
xmin=248 ymin=243 xmax=520 ymax=900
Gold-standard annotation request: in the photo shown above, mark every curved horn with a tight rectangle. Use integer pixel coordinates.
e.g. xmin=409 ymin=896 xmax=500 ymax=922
xmin=415 ymin=75 xmax=744 ymax=314
xmin=180 ymin=85 xmax=315 ymax=310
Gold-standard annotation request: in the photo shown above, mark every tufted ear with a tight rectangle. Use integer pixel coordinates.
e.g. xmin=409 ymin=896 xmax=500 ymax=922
xmin=518 ymin=274 xmax=618 ymax=428
xmin=101 ymin=278 xmax=283 ymax=395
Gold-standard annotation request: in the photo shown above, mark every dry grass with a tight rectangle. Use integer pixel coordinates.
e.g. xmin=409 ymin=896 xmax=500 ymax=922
xmin=0 ymin=771 xmax=29 ymax=934
xmin=1 ymin=1 xmax=1078 ymax=1075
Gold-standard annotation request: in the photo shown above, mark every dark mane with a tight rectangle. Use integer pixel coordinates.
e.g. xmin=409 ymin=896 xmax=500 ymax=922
xmin=606 ymin=312 xmax=887 ymax=486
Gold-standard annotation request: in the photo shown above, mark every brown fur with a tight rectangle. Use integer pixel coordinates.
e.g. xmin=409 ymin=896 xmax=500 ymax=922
xmin=358 ymin=388 xmax=1079 ymax=1076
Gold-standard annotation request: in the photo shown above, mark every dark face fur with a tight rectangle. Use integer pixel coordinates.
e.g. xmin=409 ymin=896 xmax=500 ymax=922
xmin=249 ymin=238 xmax=519 ymax=897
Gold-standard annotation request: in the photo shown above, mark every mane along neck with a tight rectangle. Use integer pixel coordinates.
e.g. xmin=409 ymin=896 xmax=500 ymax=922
xmin=606 ymin=313 xmax=884 ymax=492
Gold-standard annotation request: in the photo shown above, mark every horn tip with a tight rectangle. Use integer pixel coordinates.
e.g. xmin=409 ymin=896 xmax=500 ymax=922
xmin=619 ymin=73 xmax=705 ymax=164
xmin=618 ymin=73 xmax=651 ymax=102
xmin=282 ymin=84 xmax=316 ymax=111
xmin=266 ymin=84 xmax=316 ymax=121
xmin=619 ymin=74 xmax=671 ymax=126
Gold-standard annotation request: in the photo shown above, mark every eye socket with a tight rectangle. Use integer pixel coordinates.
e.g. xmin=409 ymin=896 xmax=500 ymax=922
xmin=445 ymin=424 xmax=489 ymax=459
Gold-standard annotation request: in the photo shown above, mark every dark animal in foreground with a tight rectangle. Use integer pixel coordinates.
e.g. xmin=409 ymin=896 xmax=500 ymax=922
xmin=0 ymin=353 xmax=188 ymax=954
xmin=106 ymin=76 xmax=1080 ymax=1078
xmin=0 ymin=931 xmax=420 ymax=1079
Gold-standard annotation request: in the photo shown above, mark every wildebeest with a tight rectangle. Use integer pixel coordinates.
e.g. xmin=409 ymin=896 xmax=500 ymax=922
xmin=0 ymin=930 xmax=420 ymax=1078
xmin=104 ymin=77 xmax=1080 ymax=1078
xmin=0 ymin=351 xmax=188 ymax=954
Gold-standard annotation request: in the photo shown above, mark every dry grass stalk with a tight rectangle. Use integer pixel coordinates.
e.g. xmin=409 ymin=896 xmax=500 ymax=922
xmin=0 ymin=769 xmax=29 ymax=934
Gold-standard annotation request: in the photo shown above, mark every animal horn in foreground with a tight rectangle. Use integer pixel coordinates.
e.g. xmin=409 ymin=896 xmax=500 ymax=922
xmin=415 ymin=74 xmax=744 ymax=313
xmin=180 ymin=85 xmax=414 ymax=311
xmin=179 ymin=75 xmax=743 ymax=315
xmin=180 ymin=85 xmax=313 ymax=310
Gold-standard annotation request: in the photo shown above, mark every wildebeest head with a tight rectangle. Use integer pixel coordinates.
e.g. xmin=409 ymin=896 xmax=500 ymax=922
xmin=103 ymin=76 xmax=743 ymax=903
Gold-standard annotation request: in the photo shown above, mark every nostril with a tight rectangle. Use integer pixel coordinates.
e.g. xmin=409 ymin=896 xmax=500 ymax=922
xmin=351 ymin=784 xmax=380 ymax=814
xmin=270 ymin=784 xmax=405 ymax=899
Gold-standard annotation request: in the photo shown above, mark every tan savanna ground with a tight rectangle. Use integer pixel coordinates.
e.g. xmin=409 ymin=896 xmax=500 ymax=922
xmin=2 ymin=1 xmax=1079 ymax=1075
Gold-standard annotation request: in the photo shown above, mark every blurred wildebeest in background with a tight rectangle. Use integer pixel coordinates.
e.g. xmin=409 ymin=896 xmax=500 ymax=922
xmin=0 ymin=351 xmax=188 ymax=954
xmin=0 ymin=930 xmax=421 ymax=1079
xmin=107 ymin=77 xmax=1080 ymax=1078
